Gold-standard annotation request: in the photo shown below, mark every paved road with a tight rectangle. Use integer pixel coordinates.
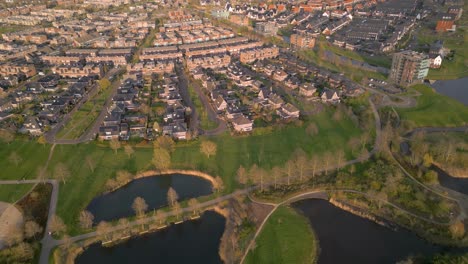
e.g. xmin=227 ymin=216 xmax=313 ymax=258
xmin=404 ymin=126 xmax=468 ymax=138
xmin=190 ymin=77 xmax=228 ymax=136
xmin=45 ymin=68 xmax=123 ymax=144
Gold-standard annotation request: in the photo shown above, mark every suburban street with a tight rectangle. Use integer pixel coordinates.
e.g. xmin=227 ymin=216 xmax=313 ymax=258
xmin=44 ymin=68 xmax=124 ymax=144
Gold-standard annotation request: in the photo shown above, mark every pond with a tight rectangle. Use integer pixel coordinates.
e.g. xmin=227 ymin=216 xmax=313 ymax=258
xmin=432 ymin=77 xmax=468 ymax=105
xmin=433 ymin=166 xmax=468 ymax=196
xmin=293 ymin=199 xmax=462 ymax=264
xmin=75 ymin=210 xmax=225 ymax=264
xmin=86 ymin=174 xmax=213 ymax=223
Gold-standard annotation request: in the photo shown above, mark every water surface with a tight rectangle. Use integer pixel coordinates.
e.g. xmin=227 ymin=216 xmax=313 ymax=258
xmin=86 ymin=174 xmax=213 ymax=223
xmin=293 ymin=199 xmax=457 ymax=264
xmin=433 ymin=166 xmax=468 ymax=196
xmin=432 ymin=77 xmax=468 ymax=105
xmin=75 ymin=210 xmax=225 ymax=264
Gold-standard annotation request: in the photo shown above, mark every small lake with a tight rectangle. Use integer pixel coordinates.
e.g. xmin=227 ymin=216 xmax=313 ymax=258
xmin=433 ymin=166 xmax=468 ymax=196
xmin=86 ymin=174 xmax=213 ymax=223
xmin=75 ymin=210 xmax=225 ymax=264
xmin=432 ymin=77 xmax=468 ymax=105
xmin=293 ymin=199 xmax=461 ymax=264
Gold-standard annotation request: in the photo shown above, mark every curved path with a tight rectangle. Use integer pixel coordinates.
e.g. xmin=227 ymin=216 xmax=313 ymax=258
xmin=239 ymin=185 xmax=455 ymax=264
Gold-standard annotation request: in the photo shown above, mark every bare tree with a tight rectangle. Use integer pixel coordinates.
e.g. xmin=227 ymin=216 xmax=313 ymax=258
xmin=152 ymin=148 xmax=171 ymax=170
xmin=53 ymin=163 xmax=70 ymax=184
xmin=214 ymin=176 xmax=224 ymax=193
xmin=85 ymin=155 xmax=96 ymax=173
xmin=335 ymin=150 xmax=345 ymax=170
xmin=79 ymin=210 xmax=94 ymax=230
xmin=49 ymin=215 xmax=66 ymax=235
xmin=154 ymin=210 xmax=165 ymax=225
xmin=310 ymin=155 xmax=319 ymax=179
xmin=105 ymin=178 xmax=119 ymax=191
xmin=109 ymin=139 xmax=121 ymax=154
xmin=167 ymin=187 xmax=178 ymax=206
xmin=124 ymin=145 xmax=134 ymax=158
xmin=323 ymin=151 xmax=332 ymax=174
xmin=293 ymin=149 xmax=308 ymax=182
xmin=200 ymin=140 xmax=217 ymax=158
xmin=154 ymin=136 xmax=175 ymax=153
xmin=118 ymin=218 xmax=130 ymax=235
xmin=173 ymin=201 xmax=182 ymax=220
xmin=271 ymin=166 xmax=282 ymax=189
xmin=248 ymin=164 xmax=259 ymax=184
xmin=255 ymin=168 xmax=267 ymax=192
xmin=24 ymin=221 xmax=43 ymax=239
xmin=284 ymin=159 xmax=295 ymax=185
xmin=4 ymin=226 xmax=23 ymax=247
xmin=236 ymin=165 xmax=248 ymax=185
xmin=8 ymin=151 xmax=22 ymax=166
xmin=116 ymin=170 xmax=132 ymax=185
xmin=188 ymin=198 xmax=199 ymax=215
xmin=306 ymin=122 xmax=319 ymax=136
xmin=96 ymin=221 xmax=111 ymax=241
xmin=132 ymin=196 xmax=148 ymax=217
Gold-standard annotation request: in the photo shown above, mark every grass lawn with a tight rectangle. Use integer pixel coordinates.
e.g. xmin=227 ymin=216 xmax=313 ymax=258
xmin=0 ymin=106 xmax=362 ymax=234
xmin=187 ymin=83 xmax=218 ymax=130
xmin=56 ymin=86 xmax=113 ymax=140
xmin=245 ymin=206 xmax=317 ymax=264
xmin=0 ymin=184 xmax=34 ymax=203
xmin=0 ymin=140 xmax=51 ymax=180
xmin=317 ymin=38 xmax=392 ymax=69
xmin=397 ymin=84 xmax=468 ymax=128
xmin=298 ymin=49 xmax=387 ymax=83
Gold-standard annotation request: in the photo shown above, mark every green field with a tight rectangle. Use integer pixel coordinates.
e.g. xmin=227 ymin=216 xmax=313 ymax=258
xmin=0 ymin=184 xmax=34 ymax=203
xmin=245 ymin=206 xmax=317 ymax=264
xmin=317 ymin=38 xmax=392 ymax=69
xmin=0 ymin=106 xmax=362 ymax=234
xmin=298 ymin=49 xmax=387 ymax=83
xmin=397 ymin=84 xmax=468 ymax=128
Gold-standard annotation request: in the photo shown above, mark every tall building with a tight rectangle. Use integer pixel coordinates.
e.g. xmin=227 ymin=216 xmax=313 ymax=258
xmin=389 ymin=51 xmax=429 ymax=87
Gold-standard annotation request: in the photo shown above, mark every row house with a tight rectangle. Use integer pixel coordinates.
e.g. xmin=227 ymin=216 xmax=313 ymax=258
xmin=42 ymin=55 xmax=82 ymax=65
xmin=126 ymin=61 xmax=175 ymax=76
xmin=51 ymin=64 xmax=104 ymax=78
xmin=239 ymin=46 xmax=279 ymax=64
xmin=186 ymin=54 xmax=231 ymax=71
xmin=0 ymin=63 xmax=36 ymax=77
xmin=85 ymin=56 xmax=127 ymax=66
xmin=140 ymin=52 xmax=183 ymax=61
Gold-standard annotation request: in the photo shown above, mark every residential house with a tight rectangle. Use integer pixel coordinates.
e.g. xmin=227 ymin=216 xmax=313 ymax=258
xmin=321 ymin=89 xmax=340 ymax=103
xmin=231 ymin=114 xmax=253 ymax=132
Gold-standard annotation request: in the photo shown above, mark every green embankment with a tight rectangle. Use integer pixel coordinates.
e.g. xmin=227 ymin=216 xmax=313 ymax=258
xmin=245 ymin=206 xmax=317 ymax=264
xmin=397 ymin=84 xmax=468 ymax=128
